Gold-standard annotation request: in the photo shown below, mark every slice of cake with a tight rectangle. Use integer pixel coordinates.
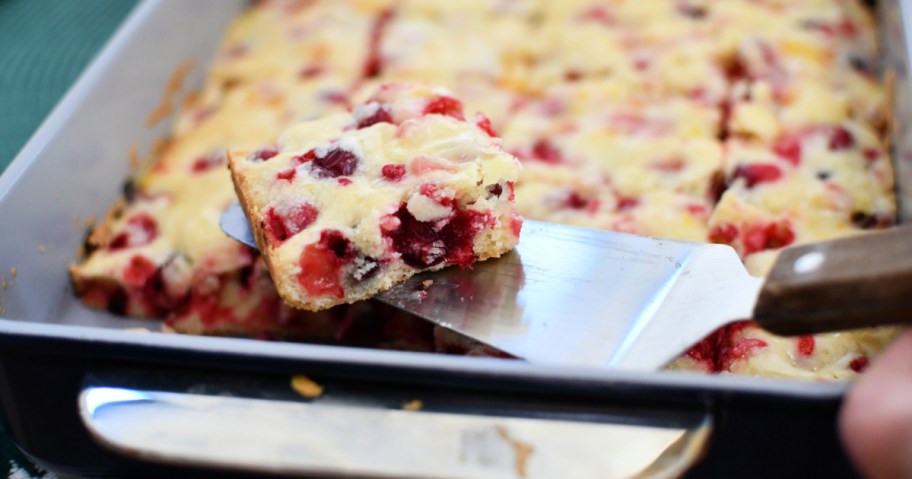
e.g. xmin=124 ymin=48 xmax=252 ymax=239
xmin=229 ymin=83 xmax=523 ymax=311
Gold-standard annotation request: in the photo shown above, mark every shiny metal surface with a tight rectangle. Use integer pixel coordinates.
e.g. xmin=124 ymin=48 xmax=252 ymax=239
xmin=222 ymin=208 xmax=763 ymax=371
xmin=79 ymin=386 xmax=709 ymax=479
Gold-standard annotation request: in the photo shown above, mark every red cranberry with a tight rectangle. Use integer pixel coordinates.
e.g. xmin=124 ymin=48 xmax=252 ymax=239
xmin=385 ymin=205 xmax=490 ymax=268
xmin=862 ymin=148 xmax=879 ymax=163
xmin=123 ymin=255 xmax=158 ymax=287
xmin=357 ymin=106 xmax=394 ymax=128
xmin=320 ymin=229 xmax=356 ymax=260
xmin=191 ymin=152 xmax=225 ymax=172
xmin=292 ymin=150 xmax=317 ymax=164
xmin=849 ymin=355 xmax=869 ymax=372
xmin=828 ymin=127 xmax=855 ymax=150
xmin=311 ymin=148 xmax=359 ymax=178
xmin=616 ymin=195 xmax=639 ymax=211
xmin=510 ymin=211 xmax=523 ymax=238
xmin=562 ymin=191 xmax=589 ymax=210
xmin=108 ymin=214 xmax=159 ymax=251
xmin=276 ymin=168 xmax=297 ymax=182
xmin=685 ymin=320 xmax=763 ymax=373
xmin=709 ymin=223 xmax=739 ymax=245
xmin=722 ymin=337 xmax=768 ymax=369
xmin=733 ymin=163 xmax=783 ymax=188
xmin=686 ymin=204 xmax=708 ymax=216
xmin=382 ymin=164 xmax=406 ymax=181
xmin=475 ymin=114 xmax=498 ymax=137
xmin=531 ymin=139 xmax=563 ymax=164
xmin=773 ymin=135 xmax=802 ymax=165
xmin=297 ymin=230 xmax=355 ymax=299
xmin=247 ymin=145 xmax=280 ymax=163
xmin=797 ymin=336 xmax=815 ymax=356
xmin=263 ymin=202 xmax=319 ymax=245
xmin=423 ymin=96 xmax=466 ymax=120
xmin=742 ymin=220 xmax=795 ymax=254
xmin=338 ymin=178 xmax=353 ymax=186
xmin=140 ymin=259 xmax=188 ymax=316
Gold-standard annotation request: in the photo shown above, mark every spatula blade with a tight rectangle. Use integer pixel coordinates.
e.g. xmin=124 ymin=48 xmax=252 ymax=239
xmin=221 ymin=204 xmax=762 ymax=370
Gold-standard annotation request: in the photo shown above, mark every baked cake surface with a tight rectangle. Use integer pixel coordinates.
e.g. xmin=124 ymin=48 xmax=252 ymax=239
xmin=71 ymin=0 xmax=898 ymax=378
xmin=229 ymin=84 xmax=522 ymax=310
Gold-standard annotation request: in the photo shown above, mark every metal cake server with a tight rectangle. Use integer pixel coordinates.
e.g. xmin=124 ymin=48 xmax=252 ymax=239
xmin=221 ymin=203 xmax=912 ymax=371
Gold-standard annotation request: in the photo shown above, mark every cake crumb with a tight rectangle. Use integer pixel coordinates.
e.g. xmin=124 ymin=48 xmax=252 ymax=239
xmin=9 ymin=268 xmax=15 ymax=278
xmin=128 ymin=144 xmax=140 ymax=169
xmin=291 ymin=375 xmax=324 ymax=398
xmin=146 ymin=59 xmax=197 ymax=127
xmin=421 ymin=279 xmax=434 ymax=289
xmin=38 ymin=245 xmax=46 ymax=253
xmin=495 ymin=425 xmax=534 ymax=479
xmin=1 ymin=278 xmax=6 ymax=290
xmin=402 ymin=399 xmax=423 ymax=411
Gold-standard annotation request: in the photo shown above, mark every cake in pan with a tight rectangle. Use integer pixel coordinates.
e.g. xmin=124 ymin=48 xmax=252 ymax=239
xmin=70 ymin=0 xmax=898 ymax=378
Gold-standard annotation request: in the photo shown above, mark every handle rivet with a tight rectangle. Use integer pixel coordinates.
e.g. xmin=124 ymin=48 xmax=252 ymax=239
xmin=793 ymin=251 xmax=825 ymax=274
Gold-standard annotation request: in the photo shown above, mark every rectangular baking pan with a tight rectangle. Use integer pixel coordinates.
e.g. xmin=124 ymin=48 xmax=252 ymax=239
xmin=0 ymin=0 xmax=908 ymax=477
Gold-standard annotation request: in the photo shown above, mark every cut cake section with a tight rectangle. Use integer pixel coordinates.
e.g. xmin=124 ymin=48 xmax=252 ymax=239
xmin=229 ymin=83 xmax=523 ymax=311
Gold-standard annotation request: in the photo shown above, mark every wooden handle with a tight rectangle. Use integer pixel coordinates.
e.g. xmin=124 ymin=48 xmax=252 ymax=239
xmin=754 ymin=225 xmax=912 ymax=336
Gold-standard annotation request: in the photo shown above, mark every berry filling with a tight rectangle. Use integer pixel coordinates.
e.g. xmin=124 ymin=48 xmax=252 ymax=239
xmin=529 ymin=139 xmax=563 ymax=164
xmin=191 ymin=152 xmax=226 ymax=172
xmin=423 ymin=96 xmax=465 ymax=120
xmin=742 ymin=220 xmax=795 ymax=254
xmin=108 ymin=214 xmax=159 ymax=251
xmin=708 ymin=223 xmax=739 ymax=245
xmin=849 ymin=356 xmax=870 ymax=372
xmin=123 ymin=255 xmax=158 ymax=287
xmin=297 ymin=230 xmax=356 ymax=299
xmin=475 ymin=113 xmax=498 ymax=137
xmin=685 ymin=320 xmax=768 ymax=372
xmin=309 ymin=148 xmax=360 ymax=178
xmin=733 ymin=163 xmax=783 ymax=188
xmin=276 ymin=167 xmax=297 ymax=182
xmin=773 ymin=135 xmax=802 ymax=166
xmin=385 ymin=205 xmax=492 ymax=268
xmin=247 ymin=145 xmax=280 ymax=163
xmin=263 ymin=202 xmax=319 ymax=245
xmin=828 ymin=126 xmax=855 ymax=150
xmin=561 ymin=191 xmax=595 ymax=210
xmin=381 ymin=164 xmax=406 ymax=181
xmin=357 ymin=106 xmax=394 ymax=128
xmin=616 ymin=195 xmax=639 ymax=211
xmin=797 ymin=336 xmax=815 ymax=356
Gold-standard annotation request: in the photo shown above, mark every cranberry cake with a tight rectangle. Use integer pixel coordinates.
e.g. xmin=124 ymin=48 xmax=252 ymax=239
xmin=229 ymin=84 xmax=522 ymax=310
xmin=72 ymin=0 xmax=897 ymax=379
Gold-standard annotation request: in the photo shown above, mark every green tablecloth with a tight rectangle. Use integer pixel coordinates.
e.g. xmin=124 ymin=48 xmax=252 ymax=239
xmin=0 ymin=1 xmax=138 ymax=475
xmin=0 ymin=0 xmax=138 ymax=168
